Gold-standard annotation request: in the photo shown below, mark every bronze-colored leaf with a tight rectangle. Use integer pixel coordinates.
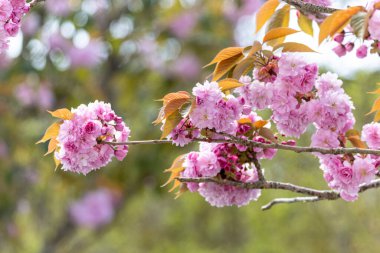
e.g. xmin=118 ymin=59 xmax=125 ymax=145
xmin=273 ymin=42 xmax=316 ymax=53
xmin=232 ymin=58 xmax=255 ymax=79
xmin=36 ymin=122 xmax=61 ymax=144
xmin=45 ymin=138 xmax=59 ymax=156
xmin=212 ymin=53 xmax=244 ymax=81
xmin=204 ymin=47 xmax=243 ymax=67
xmin=367 ymin=97 xmax=380 ymax=115
xmin=265 ymin=4 xmax=291 ymax=46
xmin=298 ymin=13 xmax=313 ymax=36
xmin=263 ymin=27 xmax=300 ymax=44
xmin=164 ymin=94 xmax=191 ymax=118
xmin=346 ymin=129 xmax=366 ymax=149
xmin=256 ymin=0 xmax=281 ymax=32
xmin=238 ymin=118 xmax=253 ymax=125
xmin=258 ymin=128 xmax=277 ymax=143
xmin=160 ymin=110 xmax=182 ymax=139
xmin=218 ymin=78 xmax=244 ymax=91
xmin=253 ymin=120 xmax=268 ymax=129
xmin=48 ymin=108 xmax=73 ymax=120
xmin=319 ymin=6 xmax=364 ymax=44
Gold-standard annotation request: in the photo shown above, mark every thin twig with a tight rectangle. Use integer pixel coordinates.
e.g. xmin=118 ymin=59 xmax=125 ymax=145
xmin=104 ymin=138 xmax=380 ymax=156
xmin=261 ymin=197 xmax=320 ymax=211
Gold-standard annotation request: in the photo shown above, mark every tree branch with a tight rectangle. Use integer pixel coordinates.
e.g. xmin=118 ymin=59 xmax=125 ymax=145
xmin=282 ymin=0 xmax=338 ymax=14
xmin=177 ymin=177 xmax=380 ymax=210
xmin=104 ymin=138 xmax=380 ymax=156
xmin=261 ymin=197 xmax=320 ymax=210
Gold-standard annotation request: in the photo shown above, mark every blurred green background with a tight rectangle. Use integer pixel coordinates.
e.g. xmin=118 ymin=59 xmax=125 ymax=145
xmin=1 ymin=0 xmax=380 ymax=252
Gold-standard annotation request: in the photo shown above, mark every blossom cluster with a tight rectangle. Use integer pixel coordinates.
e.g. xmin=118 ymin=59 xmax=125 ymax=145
xmin=238 ymin=54 xmax=354 ymax=138
xmin=0 ymin=0 xmax=29 ymax=54
xmin=165 ymin=52 xmax=380 ymax=206
xmin=180 ymin=112 xmax=281 ymax=207
xmin=55 ymin=101 xmax=130 ymax=175
xmin=181 ymin=142 xmax=262 ymax=207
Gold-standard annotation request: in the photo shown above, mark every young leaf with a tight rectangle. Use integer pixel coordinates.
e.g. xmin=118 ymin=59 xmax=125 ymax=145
xmin=204 ymin=47 xmax=243 ymax=67
xmin=163 ymin=154 xmax=186 ymax=196
xmin=263 ymin=27 xmax=300 ymax=44
xmin=273 ymin=42 xmax=316 ymax=53
xmin=218 ymin=78 xmax=244 ymax=91
xmin=232 ymin=58 xmax=255 ymax=79
xmin=36 ymin=122 xmax=61 ymax=144
xmin=238 ymin=118 xmax=253 ymax=125
xmin=374 ymin=111 xmax=380 ymax=122
xmin=212 ymin=53 xmax=244 ymax=81
xmin=345 ymin=129 xmax=366 ymax=149
xmin=256 ymin=0 xmax=280 ymax=32
xmin=45 ymin=138 xmax=59 ymax=156
xmin=319 ymin=6 xmax=364 ymax=44
xmin=48 ymin=108 xmax=73 ymax=120
xmin=253 ymin=120 xmax=268 ymax=129
xmin=350 ymin=11 xmax=369 ymax=39
xmin=243 ymin=41 xmax=262 ymax=57
xmin=54 ymin=155 xmax=61 ymax=170
xmin=367 ymin=97 xmax=380 ymax=115
xmin=163 ymin=92 xmax=191 ymax=118
xmin=298 ymin=13 xmax=313 ymax=36
xmin=160 ymin=110 xmax=182 ymax=139
xmin=258 ymin=128 xmax=277 ymax=143
xmin=265 ymin=4 xmax=291 ymax=46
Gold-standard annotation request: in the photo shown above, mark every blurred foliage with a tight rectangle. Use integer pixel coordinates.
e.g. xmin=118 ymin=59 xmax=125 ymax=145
xmin=0 ymin=0 xmax=379 ymax=252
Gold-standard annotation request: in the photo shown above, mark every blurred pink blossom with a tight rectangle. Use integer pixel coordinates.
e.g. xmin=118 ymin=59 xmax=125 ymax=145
xmin=14 ymin=81 xmax=55 ymax=109
xmin=69 ymin=40 xmax=106 ymax=68
xmin=21 ymin=12 xmax=40 ymax=36
xmin=69 ymin=189 xmax=117 ymax=229
xmin=45 ymin=0 xmax=72 ymax=17
xmin=169 ymin=11 xmax=198 ymax=39
xmin=171 ymin=54 xmax=200 ymax=80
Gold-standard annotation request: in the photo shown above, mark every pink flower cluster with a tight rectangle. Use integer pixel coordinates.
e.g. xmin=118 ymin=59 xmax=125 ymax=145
xmin=237 ymin=54 xmax=354 ymax=138
xmin=311 ymin=123 xmax=380 ymax=201
xmin=369 ymin=1 xmax=380 ymax=41
xmin=69 ymin=188 xmax=117 ymax=229
xmin=0 ymin=0 xmax=29 ymax=54
xmin=181 ymin=142 xmax=261 ymax=207
xmin=55 ymin=101 xmax=130 ymax=175
xmin=167 ymin=119 xmax=200 ymax=147
xmin=319 ymin=155 xmax=377 ymax=201
xmin=189 ymin=81 xmax=243 ymax=134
